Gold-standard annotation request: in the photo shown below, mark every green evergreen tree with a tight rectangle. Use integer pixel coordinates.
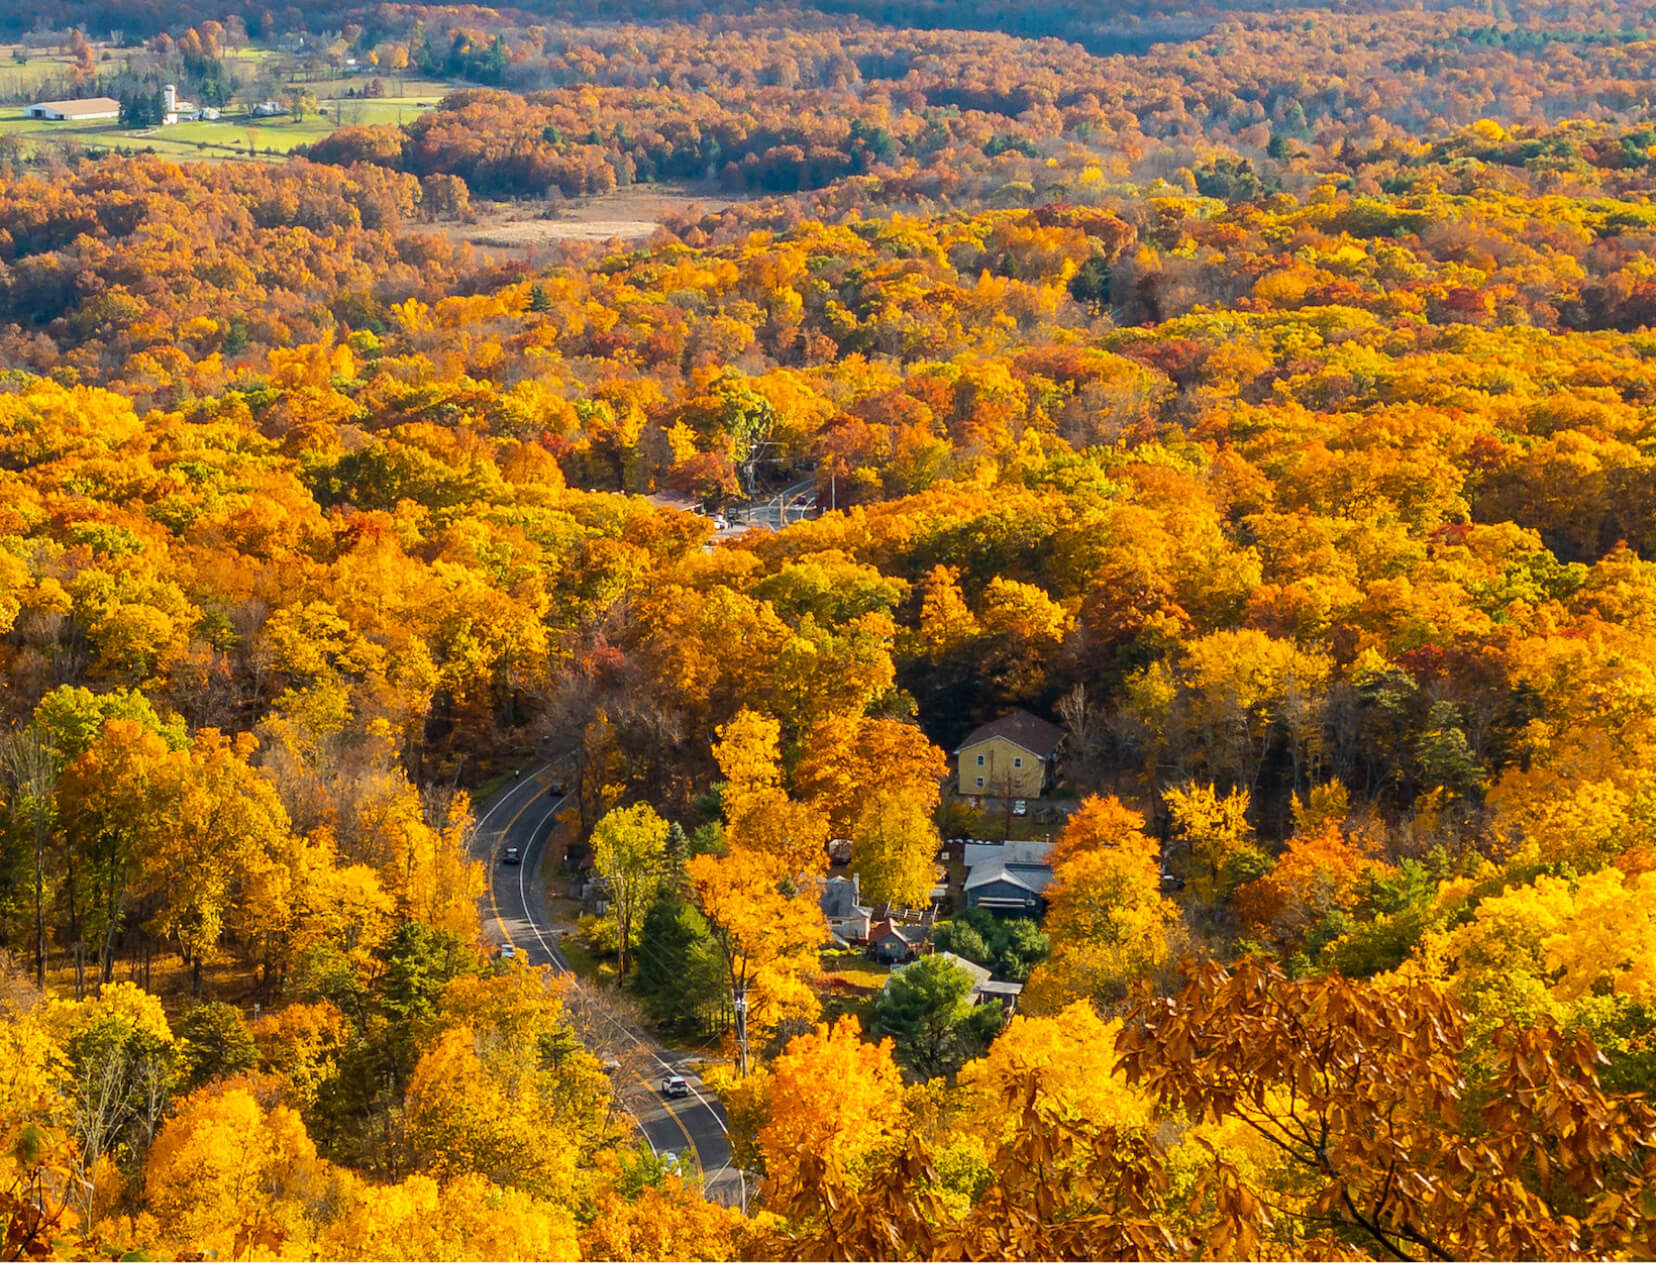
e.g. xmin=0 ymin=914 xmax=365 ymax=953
xmin=636 ymin=895 xmax=725 ymax=1031
xmin=875 ymin=955 xmax=1003 ymax=1079
xmin=177 ymin=1001 xmax=259 ymax=1091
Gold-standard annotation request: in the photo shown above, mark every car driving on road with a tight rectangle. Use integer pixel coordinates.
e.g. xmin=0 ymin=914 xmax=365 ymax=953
xmin=501 ymin=846 xmax=521 ymax=865
xmin=660 ymin=1075 xmax=690 ymax=1098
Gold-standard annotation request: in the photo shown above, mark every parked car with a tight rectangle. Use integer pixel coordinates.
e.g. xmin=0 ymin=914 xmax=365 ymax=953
xmin=1160 ymin=872 xmax=1186 ymax=893
xmin=497 ymin=943 xmax=517 ymax=961
xmin=660 ymin=1075 xmax=691 ymax=1098
xmin=501 ymin=846 xmax=521 ymax=865
xmin=1011 ymin=799 xmax=1028 ymax=817
xmin=600 ymin=1057 xmax=622 ymax=1075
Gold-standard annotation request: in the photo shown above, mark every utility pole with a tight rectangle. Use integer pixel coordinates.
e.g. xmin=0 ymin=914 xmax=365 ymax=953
xmin=733 ymin=985 xmax=750 ymax=1078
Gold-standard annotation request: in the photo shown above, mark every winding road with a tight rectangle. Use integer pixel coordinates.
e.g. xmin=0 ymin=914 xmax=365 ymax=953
xmin=469 ymin=768 xmax=744 ymax=1207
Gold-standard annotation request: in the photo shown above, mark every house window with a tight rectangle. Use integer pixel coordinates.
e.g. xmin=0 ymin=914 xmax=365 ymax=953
xmin=1013 ymin=756 xmax=1023 ymax=769
xmin=976 ymin=753 xmax=985 ymax=767
xmin=975 ymin=777 xmax=984 ymax=788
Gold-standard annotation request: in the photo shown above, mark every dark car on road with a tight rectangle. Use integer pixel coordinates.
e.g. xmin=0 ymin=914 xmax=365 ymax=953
xmin=501 ymin=846 xmax=522 ymax=865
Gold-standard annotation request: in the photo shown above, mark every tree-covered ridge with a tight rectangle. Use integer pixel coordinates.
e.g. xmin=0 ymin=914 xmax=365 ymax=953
xmin=5 ymin=0 xmax=1656 ymax=1249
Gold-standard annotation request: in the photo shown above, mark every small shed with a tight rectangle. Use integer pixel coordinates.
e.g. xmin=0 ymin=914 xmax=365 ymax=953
xmin=975 ymin=979 xmax=1026 ymax=1013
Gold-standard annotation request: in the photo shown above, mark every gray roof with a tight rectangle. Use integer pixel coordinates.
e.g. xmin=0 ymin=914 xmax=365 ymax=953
xmin=819 ymin=874 xmax=862 ymax=920
xmin=963 ymin=859 xmax=1054 ymax=898
xmin=964 ymin=840 xmax=1055 ymax=871
xmin=889 ymin=951 xmax=992 ymax=990
xmin=955 ymin=710 xmax=1065 ymax=759
xmin=937 ymin=951 xmax=993 ymax=988
xmin=976 ymin=980 xmax=1026 ymax=997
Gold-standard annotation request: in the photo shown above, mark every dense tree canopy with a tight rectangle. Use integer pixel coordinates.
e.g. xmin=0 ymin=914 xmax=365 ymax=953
xmin=7 ymin=0 xmax=1656 ymax=1256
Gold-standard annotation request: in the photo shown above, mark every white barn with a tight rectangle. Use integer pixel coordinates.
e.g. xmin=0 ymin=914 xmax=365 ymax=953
xmin=26 ymin=97 xmax=120 ymax=121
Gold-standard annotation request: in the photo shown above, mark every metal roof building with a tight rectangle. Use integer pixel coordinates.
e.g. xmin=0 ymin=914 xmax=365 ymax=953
xmin=26 ymin=97 xmax=120 ymax=121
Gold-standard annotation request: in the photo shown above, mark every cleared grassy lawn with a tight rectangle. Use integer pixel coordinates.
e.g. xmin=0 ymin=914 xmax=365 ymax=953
xmin=556 ymin=929 xmax=609 ymax=982
xmin=821 ymin=956 xmax=893 ymax=992
xmin=0 ymin=107 xmax=145 ymax=158
xmin=0 ymin=64 xmax=451 ymax=162
xmin=0 ymin=108 xmax=317 ymax=161
xmin=0 ymin=99 xmax=443 ymax=162
xmin=330 ymin=96 xmax=443 ymax=127
xmin=0 ymin=109 xmax=75 ymax=139
xmin=0 ymin=50 xmax=86 ymax=97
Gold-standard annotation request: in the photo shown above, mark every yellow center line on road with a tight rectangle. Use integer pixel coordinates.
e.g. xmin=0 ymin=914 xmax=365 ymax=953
xmin=636 ymin=1066 xmax=700 ymax=1159
xmin=485 ymin=773 xmax=549 ymax=953
xmin=481 ymin=775 xmax=704 ymax=1169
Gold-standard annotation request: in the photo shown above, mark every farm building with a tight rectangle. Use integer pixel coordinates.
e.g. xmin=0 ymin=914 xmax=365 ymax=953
xmin=25 ymin=97 xmax=120 ymax=121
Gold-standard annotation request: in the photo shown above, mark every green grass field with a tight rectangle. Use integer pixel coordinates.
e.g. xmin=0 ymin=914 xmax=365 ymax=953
xmin=0 ymin=35 xmax=453 ymax=163
xmin=0 ymin=48 xmax=87 ymax=98
xmin=0 ymin=106 xmax=325 ymax=161
xmin=821 ymin=956 xmax=894 ymax=991
xmin=0 ymin=87 xmax=444 ymax=162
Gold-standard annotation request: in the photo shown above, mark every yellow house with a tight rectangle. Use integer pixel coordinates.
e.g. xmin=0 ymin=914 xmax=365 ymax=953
xmin=954 ymin=711 xmax=1064 ymax=799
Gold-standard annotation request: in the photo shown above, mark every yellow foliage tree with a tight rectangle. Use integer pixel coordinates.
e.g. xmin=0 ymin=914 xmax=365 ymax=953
xmin=1049 ymin=795 xmax=1158 ymax=869
xmin=955 ymin=1002 xmax=1153 ymax=1143
xmin=1164 ymin=781 xmax=1261 ymax=905
xmin=849 ymin=786 xmax=941 ymax=908
xmin=1023 ymin=843 xmax=1181 ymax=1012
xmin=686 ymin=847 xmax=823 ymax=1070
xmin=756 ymin=1017 xmax=905 ymax=1206
xmin=141 ymin=1085 xmax=324 ymax=1258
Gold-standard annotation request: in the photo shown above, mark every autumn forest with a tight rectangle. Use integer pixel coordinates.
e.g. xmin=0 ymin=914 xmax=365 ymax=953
xmin=5 ymin=0 xmax=1656 ymax=1259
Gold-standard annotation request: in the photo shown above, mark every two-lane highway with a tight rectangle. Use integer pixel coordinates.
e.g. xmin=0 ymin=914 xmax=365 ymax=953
xmin=469 ymin=768 xmax=744 ymax=1207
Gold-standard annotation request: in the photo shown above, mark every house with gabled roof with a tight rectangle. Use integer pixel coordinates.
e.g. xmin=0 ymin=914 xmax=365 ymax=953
xmin=890 ymin=951 xmax=1025 ymax=1012
xmin=819 ymin=872 xmax=873 ymax=945
xmin=962 ymin=840 xmax=1055 ymax=914
xmin=868 ymin=918 xmax=929 ymax=963
xmin=963 ymin=853 xmax=1054 ymax=913
xmin=955 ymin=709 xmax=1064 ymax=799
